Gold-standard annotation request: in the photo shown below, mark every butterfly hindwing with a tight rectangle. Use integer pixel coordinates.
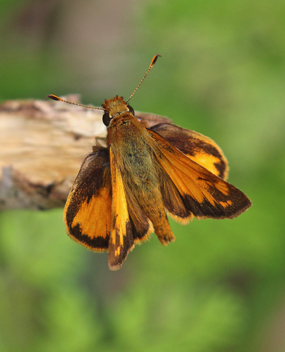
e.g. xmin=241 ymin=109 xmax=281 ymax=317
xmin=124 ymin=186 xmax=154 ymax=244
xmin=154 ymin=160 xmax=193 ymax=223
xmin=135 ymin=111 xmax=172 ymax=128
xmin=64 ymin=147 xmax=112 ymax=251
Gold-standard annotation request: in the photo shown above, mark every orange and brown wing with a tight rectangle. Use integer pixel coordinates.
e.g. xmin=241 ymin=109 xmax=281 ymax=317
xmin=108 ymin=148 xmax=135 ymax=270
xmin=64 ymin=147 xmax=112 ymax=252
xmin=149 ymin=130 xmax=251 ymax=221
xmin=151 ymin=123 xmax=228 ymax=180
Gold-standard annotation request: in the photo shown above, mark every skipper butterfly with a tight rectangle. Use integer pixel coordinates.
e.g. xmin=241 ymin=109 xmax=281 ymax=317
xmin=48 ymin=55 xmax=251 ymax=270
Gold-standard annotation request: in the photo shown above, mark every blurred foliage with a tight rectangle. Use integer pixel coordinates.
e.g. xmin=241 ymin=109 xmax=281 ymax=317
xmin=1 ymin=0 xmax=285 ymax=351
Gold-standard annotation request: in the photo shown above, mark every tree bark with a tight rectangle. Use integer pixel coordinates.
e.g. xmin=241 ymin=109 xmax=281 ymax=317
xmin=0 ymin=96 xmax=106 ymax=210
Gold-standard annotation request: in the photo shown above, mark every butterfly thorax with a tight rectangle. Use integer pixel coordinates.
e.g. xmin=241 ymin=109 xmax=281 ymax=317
xmin=107 ymin=112 xmax=153 ymax=179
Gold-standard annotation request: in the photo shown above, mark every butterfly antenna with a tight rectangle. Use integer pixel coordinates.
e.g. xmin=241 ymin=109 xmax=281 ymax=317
xmin=46 ymin=94 xmax=106 ymax=111
xmin=126 ymin=54 xmax=161 ymax=103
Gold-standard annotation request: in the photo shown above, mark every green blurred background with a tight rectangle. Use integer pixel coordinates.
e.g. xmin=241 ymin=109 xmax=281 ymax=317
xmin=1 ymin=1 xmax=284 ymax=351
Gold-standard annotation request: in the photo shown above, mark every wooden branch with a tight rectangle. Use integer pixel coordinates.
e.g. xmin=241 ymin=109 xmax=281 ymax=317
xmin=0 ymin=96 xmax=106 ymax=210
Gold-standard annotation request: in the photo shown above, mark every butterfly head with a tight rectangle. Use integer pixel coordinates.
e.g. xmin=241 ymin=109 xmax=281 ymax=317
xmin=102 ymin=95 xmax=134 ymax=126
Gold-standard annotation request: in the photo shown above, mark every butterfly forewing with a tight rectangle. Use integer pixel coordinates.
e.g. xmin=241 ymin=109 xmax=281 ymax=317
xmin=150 ymin=123 xmax=228 ymax=180
xmin=149 ymin=130 xmax=251 ymax=219
xmin=108 ymin=148 xmax=135 ymax=270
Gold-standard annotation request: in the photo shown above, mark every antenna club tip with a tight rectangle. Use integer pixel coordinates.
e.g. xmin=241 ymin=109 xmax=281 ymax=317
xmin=151 ymin=54 xmax=162 ymax=66
xmin=47 ymin=94 xmax=61 ymax=101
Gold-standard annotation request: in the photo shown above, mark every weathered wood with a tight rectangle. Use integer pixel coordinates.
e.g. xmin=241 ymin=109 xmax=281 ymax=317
xmin=0 ymin=96 xmax=106 ymax=210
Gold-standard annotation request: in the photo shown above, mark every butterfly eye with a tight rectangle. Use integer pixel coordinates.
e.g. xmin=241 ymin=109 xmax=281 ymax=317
xmin=127 ymin=104 xmax=135 ymax=116
xmin=103 ymin=112 xmax=111 ymax=126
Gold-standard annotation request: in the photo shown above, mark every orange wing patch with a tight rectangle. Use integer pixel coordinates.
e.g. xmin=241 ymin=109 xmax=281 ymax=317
xmin=68 ymin=187 xmax=112 ymax=250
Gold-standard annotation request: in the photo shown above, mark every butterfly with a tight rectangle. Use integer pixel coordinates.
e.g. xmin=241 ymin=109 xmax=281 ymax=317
xmin=48 ymin=55 xmax=251 ymax=270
